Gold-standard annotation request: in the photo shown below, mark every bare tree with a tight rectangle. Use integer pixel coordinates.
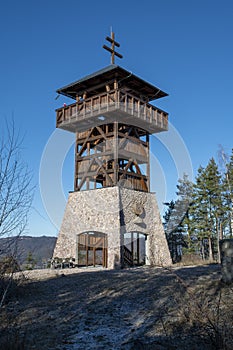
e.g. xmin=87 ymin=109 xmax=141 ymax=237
xmin=0 ymin=119 xmax=34 ymax=306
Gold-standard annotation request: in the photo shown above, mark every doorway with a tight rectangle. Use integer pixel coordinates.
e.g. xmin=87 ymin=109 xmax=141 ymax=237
xmin=77 ymin=232 xmax=108 ymax=267
xmin=123 ymin=232 xmax=145 ymax=267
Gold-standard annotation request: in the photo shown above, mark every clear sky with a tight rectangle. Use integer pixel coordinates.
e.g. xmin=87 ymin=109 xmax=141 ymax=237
xmin=1 ymin=0 xmax=233 ymax=237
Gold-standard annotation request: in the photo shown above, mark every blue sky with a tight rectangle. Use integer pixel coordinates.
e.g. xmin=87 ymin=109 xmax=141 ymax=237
xmin=1 ymin=0 xmax=233 ymax=237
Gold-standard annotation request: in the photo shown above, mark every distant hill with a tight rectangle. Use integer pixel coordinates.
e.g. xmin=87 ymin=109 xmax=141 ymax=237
xmin=0 ymin=236 xmax=57 ymax=268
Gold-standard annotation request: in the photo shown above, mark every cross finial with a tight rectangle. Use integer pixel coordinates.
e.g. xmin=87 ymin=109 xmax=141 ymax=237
xmin=103 ymin=31 xmax=123 ymax=64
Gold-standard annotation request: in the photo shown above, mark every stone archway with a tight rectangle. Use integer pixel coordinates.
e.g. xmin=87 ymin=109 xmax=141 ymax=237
xmin=123 ymin=232 xmax=146 ymax=267
xmin=77 ymin=232 xmax=108 ymax=268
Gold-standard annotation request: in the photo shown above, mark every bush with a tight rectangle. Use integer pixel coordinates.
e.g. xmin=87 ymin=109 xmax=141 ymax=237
xmin=0 ymin=256 xmax=20 ymax=275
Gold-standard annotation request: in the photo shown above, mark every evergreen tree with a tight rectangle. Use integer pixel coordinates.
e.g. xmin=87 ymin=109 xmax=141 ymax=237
xmin=25 ymin=251 xmax=37 ymax=270
xmin=176 ymin=173 xmax=193 ymax=200
xmin=163 ymin=200 xmax=179 ymax=262
xmin=163 ymin=174 xmax=193 ymax=263
xmin=176 ymin=174 xmax=194 ymax=251
xmin=163 ymin=200 xmax=175 ymax=234
xmin=225 ymin=149 xmax=233 ymax=237
xmin=190 ymin=159 xmax=223 ymax=261
xmin=217 ymin=146 xmax=233 ymax=238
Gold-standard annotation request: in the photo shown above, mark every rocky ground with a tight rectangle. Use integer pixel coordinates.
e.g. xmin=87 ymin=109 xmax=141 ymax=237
xmin=0 ymin=264 xmax=233 ymax=350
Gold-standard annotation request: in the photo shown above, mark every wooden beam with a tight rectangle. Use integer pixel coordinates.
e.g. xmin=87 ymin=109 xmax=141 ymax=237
xmin=96 ymin=126 xmax=108 ymax=140
xmin=113 ymin=121 xmax=118 ymax=185
xmin=105 ymin=36 xmax=120 ymax=47
xmin=77 ymin=130 xmax=114 ymax=144
xmin=102 ymin=45 xmax=123 ymax=60
xmin=95 ymin=158 xmax=114 ymax=186
xmin=93 ymin=247 xmax=96 ymax=267
xmin=118 ymin=126 xmax=133 ymax=150
xmin=133 ymin=159 xmax=148 ymax=192
xmin=76 ymin=128 xmax=94 ymax=157
xmin=76 ymin=158 xmax=95 ymax=190
xmin=131 ymin=232 xmax=134 ymax=265
xmin=118 ymin=131 xmax=148 ymax=146
xmin=86 ymin=234 xmax=89 ymax=267
xmin=103 ymin=31 xmax=123 ymax=64
xmin=137 ymin=233 xmax=140 ymax=265
xmin=119 ymin=158 xmax=134 ymax=177
xmin=146 ymin=133 xmax=150 ymax=191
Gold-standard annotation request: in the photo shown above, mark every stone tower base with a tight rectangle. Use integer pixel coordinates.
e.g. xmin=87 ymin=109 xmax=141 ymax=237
xmin=53 ymin=187 xmax=172 ymax=269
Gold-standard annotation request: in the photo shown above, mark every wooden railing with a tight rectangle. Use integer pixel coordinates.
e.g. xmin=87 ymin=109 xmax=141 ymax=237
xmin=118 ymin=91 xmax=168 ymax=130
xmin=56 ymin=89 xmax=168 ymax=131
xmin=56 ymin=90 xmax=118 ymax=126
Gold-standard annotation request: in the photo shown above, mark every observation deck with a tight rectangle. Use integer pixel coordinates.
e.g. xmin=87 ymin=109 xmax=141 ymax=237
xmin=56 ymin=65 xmax=168 ymax=134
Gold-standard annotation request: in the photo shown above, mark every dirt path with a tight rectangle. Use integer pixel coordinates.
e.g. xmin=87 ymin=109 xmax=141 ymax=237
xmin=1 ymin=264 xmax=232 ymax=349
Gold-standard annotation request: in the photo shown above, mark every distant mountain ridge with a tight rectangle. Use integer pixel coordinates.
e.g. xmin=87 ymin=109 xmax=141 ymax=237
xmin=0 ymin=236 xmax=57 ymax=268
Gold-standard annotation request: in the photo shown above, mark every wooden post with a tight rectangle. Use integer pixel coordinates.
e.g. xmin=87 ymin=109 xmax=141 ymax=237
xmin=103 ymin=31 xmax=123 ymax=64
xmin=103 ymin=235 xmax=107 ymax=268
xmin=93 ymin=247 xmax=96 ymax=267
xmin=137 ymin=233 xmax=140 ymax=265
xmin=74 ymin=135 xmax=78 ymax=191
xmin=146 ymin=132 xmax=150 ymax=192
xmin=86 ymin=234 xmax=89 ymax=267
xmin=131 ymin=232 xmax=134 ymax=265
xmin=104 ymin=248 xmax=107 ymax=268
xmin=86 ymin=141 xmax=90 ymax=190
xmin=114 ymin=121 xmax=118 ymax=185
xmin=111 ymin=32 xmax=115 ymax=64
xmin=114 ymin=79 xmax=118 ymax=90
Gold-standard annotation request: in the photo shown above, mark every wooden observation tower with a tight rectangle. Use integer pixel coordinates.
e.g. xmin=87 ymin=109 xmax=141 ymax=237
xmin=53 ymin=33 xmax=172 ymax=268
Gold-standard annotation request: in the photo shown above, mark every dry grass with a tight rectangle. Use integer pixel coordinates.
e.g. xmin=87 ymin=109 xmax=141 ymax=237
xmin=161 ymin=267 xmax=233 ymax=349
xmin=0 ymin=264 xmax=232 ymax=349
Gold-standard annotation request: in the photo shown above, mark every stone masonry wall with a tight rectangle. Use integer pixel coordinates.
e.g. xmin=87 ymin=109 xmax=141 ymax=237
xmin=220 ymin=239 xmax=233 ymax=284
xmin=53 ymin=187 xmax=121 ymax=269
xmin=53 ymin=187 xmax=172 ymax=268
xmin=119 ymin=188 xmax=172 ymax=266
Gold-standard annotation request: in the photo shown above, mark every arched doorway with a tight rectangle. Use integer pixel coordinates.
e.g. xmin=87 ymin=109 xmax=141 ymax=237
xmin=77 ymin=232 xmax=108 ymax=267
xmin=123 ymin=232 xmax=146 ymax=267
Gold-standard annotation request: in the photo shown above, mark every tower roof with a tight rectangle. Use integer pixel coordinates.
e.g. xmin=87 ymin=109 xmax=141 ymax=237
xmin=56 ymin=65 xmax=168 ymax=101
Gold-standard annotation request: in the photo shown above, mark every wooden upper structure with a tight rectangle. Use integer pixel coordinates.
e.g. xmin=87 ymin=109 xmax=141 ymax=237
xmin=56 ymin=65 xmax=168 ymax=134
xmin=56 ymin=64 xmax=168 ymax=192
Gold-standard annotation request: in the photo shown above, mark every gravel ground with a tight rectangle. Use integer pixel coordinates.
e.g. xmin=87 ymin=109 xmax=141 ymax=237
xmin=0 ymin=264 xmax=233 ymax=350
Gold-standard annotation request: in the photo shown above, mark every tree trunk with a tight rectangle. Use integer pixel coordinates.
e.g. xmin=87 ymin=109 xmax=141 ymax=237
xmin=217 ymin=222 xmax=222 ymax=264
xmin=230 ymin=209 xmax=233 ymax=238
xmin=200 ymin=240 xmax=204 ymax=260
xmin=208 ymin=236 xmax=213 ymax=262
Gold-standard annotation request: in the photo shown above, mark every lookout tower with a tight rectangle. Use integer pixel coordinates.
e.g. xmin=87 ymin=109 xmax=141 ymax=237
xmin=53 ymin=33 xmax=172 ymax=268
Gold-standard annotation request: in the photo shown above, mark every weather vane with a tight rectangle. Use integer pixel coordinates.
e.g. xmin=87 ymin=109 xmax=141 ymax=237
xmin=103 ymin=30 xmax=123 ymax=64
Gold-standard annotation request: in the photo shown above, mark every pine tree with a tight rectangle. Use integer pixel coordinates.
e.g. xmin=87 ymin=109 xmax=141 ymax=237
xmin=25 ymin=251 xmax=37 ymax=270
xmin=163 ymin=200 xmax=178 ymax=262
xmin=190 ymin=159 xmax=223 ymax=261
xmin=225 ymin=149 xmax=233 ymax=237
xmin=163 ymin=200 xmax=175 ymax=233
xmin=163 ymin=174 xmax=193 ymax=263
xmin=176 ymin=174 xmax=194 ymax=252
xmin=217 ymin=146 xmax=233 ymax=238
